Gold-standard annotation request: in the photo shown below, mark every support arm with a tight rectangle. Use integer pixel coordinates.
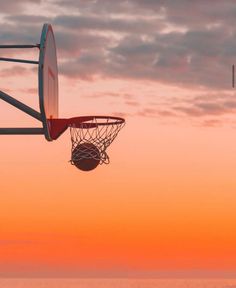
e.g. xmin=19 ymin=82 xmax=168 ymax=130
xmin=0 ymin=44 xmax=40 ymax=49
xmin=0 ymin=91 xmax=42 ymax=122
xmin=0 ymin=58 xmax=39 ymax=65
xmin=0 ymin=128 xmax=44 ymax=135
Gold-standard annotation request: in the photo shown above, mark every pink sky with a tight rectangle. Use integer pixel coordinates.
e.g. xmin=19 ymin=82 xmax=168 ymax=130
xmin=0 ymin=0 xmax=236 ymax=278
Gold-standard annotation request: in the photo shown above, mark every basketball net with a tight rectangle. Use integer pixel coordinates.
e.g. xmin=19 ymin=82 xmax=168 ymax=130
xmin=69 ymin=117 xmax=125 ymax=166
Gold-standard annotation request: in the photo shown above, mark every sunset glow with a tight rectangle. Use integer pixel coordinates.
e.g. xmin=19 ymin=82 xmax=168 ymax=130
xmin=0 ymin=0 xmax=236 ymax=278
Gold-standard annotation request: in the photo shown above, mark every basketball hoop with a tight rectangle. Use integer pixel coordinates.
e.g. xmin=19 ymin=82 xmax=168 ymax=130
xmin=0 ymin=23 xmax=126 ymax=171
xmin=69 ymin=116 xmax=125 ymax=166
xmin=48 ymin=116 xmax=125 ymax=170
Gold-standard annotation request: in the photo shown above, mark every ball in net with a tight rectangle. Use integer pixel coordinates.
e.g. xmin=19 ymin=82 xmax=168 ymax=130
xmin=72 ymin=142 xmax=100 ymax=171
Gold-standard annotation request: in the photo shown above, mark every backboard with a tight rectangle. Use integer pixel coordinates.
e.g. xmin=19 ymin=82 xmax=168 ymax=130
xmin=38 ymin=23 xmax=58 ymax=141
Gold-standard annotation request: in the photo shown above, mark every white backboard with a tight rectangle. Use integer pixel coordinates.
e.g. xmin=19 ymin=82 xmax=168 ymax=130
xmin=38 ymin=23 xmax=58 ymax=141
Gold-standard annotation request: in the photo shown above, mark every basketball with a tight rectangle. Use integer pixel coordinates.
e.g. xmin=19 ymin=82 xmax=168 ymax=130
xmin=72 ymin=142 xmax=100 ymax=171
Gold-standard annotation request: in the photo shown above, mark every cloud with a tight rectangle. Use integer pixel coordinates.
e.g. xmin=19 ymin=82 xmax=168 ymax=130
xmin=83 ymin=92 xmax=128 ymax=98
xmin=5 ymin=14 xmax=49 ymax=24
xmin=0 ymin=23 xmax=40 ymax=44
xmin=136 ymin=107 xmax=176 ymax=118
xmin=55 ymin=30 xmax=110 ymax=57
xmin=52 ymin=0 xmax=180 ymax=20
xmin=161 ymin=0 xmax=236 ymax=29
xmin=112 ymin=112 xmax=130 ymax=118
xmin=53 ymin=14 xmax=165 ymax=34
xmin=1 ymin=1 xmax=236 ymax=121
xmin=1 ymin=1 xmax=234 ymax=91
xmin=52 ymin=0 xmax=236 ymax=30
xmin=59 ymin=52 xmax=105 ymax=80
xmin=0 ymin=66 xmax=30 ymax=77
xmin=51 ymin=10 xmax=232 ymax=91
xmin=202 ymin=119 xmax=222 ymax=127
xmin=125 ymin=101 xmax=140 ymax=107
xmin=0 ymin=0 xmax=42 ymax=13
xmin=173 ymin=92 xmax=236 ymax=117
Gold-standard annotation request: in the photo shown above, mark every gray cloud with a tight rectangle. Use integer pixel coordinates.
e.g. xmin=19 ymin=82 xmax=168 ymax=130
xmin=0 ymin=23 xmax=40 ymax=44
xmin=5 ymin=14 xmax=49 ymax=24
xmin=52 ymin=0 xmax=236 ymax=29
xmin=1 ymin=0 xmax=236 ymax=121
xmin=60 ymin=51 xmax=105 ymax=80
xmin=57 ymin=27 xmax=230 ymax=90
xmin=1 ymin=2 xmax=234 ymax=90
xmin=173 ymin=92 xmax=236 ymax=118
xmin=55 ymin=31 xmax=110 ymax=57
xmin=53 ymin=14 xmax=165 ymax=34
xmin=0 ymin=0 xmax=42 ymax=13
xmin=53 ymin=0 xmax=161 ymax=14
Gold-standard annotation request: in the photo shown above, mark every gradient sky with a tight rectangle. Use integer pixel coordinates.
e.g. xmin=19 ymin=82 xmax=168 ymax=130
xmin=0 ymin=0 xmax=236 ymax=278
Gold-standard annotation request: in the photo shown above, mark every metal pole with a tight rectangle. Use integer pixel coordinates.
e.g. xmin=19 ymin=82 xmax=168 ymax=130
xmin=0 ymin=91 xmax=42 ymax=122
xmin=233 ymin=65 xmax=235 ymax=88
xmin=0 ymin=57 xmax=39 ymax=65
xmin=0 ymin=128 xmax=44 ymax=135
xmin=0 ymin=44 xmax=40 ymax=49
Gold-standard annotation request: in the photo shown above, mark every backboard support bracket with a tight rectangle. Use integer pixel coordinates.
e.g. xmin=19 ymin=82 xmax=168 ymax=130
xmin=0 ymin=25 xmax=60 ymax=140
xmin=0 ymin=128 xmax=44 ymax=135
xmin=0 ymin=44 xmax=40 ymax=49
xmin=0 ymin=91 xmax=42 ymax=122
xmin=0 ymin=44 xmax=40 ymax=64
xmin=0 ymin=42 xmax=47 ymax=135
xmin=0 ymin=90 xmax=44 ymax=135
xmin=0 ymin=57 xmax=39 ymax=65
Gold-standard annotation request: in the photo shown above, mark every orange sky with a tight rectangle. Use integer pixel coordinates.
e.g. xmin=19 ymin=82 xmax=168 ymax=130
xmin=1 ymin=0 xmax=236 ymax=278
xmin=1 ymin=95 xmax=236 ymax=276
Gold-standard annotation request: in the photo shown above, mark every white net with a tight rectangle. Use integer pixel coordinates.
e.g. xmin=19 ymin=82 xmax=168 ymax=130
xmin=69 ymin=116 xmax=125 ymax=165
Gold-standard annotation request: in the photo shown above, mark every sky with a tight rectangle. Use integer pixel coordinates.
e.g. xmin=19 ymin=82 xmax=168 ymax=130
xmin=0 ymin=0 xmax=236 ymax=278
